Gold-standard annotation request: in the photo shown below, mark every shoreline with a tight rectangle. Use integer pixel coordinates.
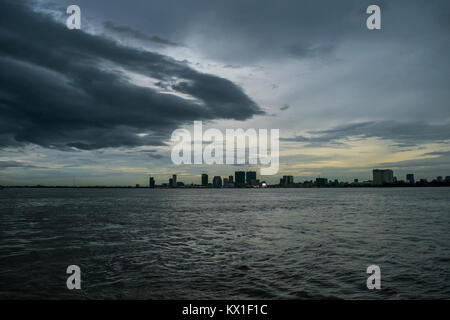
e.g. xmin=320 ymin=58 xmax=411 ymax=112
xmin=2 ymin=184 xmax=450 ymax=189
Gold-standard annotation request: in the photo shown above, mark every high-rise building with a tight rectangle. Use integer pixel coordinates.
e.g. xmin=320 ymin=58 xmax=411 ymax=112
xmin=287 ymin=176 xmax=294 ymax=185
xmin=172 ymin=174 xmax=177 ymax=188
xmin=246 ymin=171 xmax=257 ymax=185
xmin=228 ymin=175 xmax=233 ymax=184
xmin=201 ymin=173 xmax=208 ymax=186
xmin=235 ymin=171 xmax=246 ymax=187
xmin=223 ymin=178 xmax=229 ymax=186
xmin=315 ymin=177 xmax=328 ymax=187
xmin=281 ymin=175 xmax=294 ymax=186
xmin=212 ymin=176 xmax=222 ymax=188
xmin=149 ymin=177 xmax=155 ymax=188
xmin=373 ymin=169 xmax=394 ymax=185
xmin=437 ymin=176 xmax=443 ymax=182
xmin=406 ymin=174 xmax=415 ymax=184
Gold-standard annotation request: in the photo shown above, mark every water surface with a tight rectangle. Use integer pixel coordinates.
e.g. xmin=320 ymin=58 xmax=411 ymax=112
xmin=1 ymin=187 xmax=449 ymax=299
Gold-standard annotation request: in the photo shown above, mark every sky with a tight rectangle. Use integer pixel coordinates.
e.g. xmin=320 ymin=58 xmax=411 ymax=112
xmin=0 ymin=0 xmax=449 ymax=186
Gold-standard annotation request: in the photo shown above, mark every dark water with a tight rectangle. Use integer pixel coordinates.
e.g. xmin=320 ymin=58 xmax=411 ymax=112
xmin=0 ymin=187 xmax=449 ymax=299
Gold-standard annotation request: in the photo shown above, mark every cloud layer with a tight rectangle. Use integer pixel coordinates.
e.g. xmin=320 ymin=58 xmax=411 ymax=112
xmin=282 ymin=121 xmax=450 ymax=147
xmin=0 ymin=1 xmax=263 ymax=150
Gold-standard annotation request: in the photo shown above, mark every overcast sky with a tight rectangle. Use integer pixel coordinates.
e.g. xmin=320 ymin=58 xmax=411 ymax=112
xmin=0 ymin=0 xmax=449 ymax=185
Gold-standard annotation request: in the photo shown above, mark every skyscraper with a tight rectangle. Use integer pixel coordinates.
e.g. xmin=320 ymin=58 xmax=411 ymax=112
xmin=235 ymin=171 xmax=245 ymax=187
xmin=201 ymin=173 xmax=208 ymax=186
xmin=149 ymin=177 xmax=155 ymax=188
xmin=315 ymin=177 xmax=328 ymax=187
xmin=169 ymin=174 xmax=177 ymax=188
xmin=228 ymin=175 xmax=233 ymax=184
xmin=281 ymin=175 xmax=294 ymax=186
xmin=406 ymin=174 xmax=415 ymax=184
xmin=246 ymin=171 xmax=257 ymax=185
xmin=212 ymin=176 xmax=222 ymax=188
xmin=373 ymin=169 xmax=394 ymax=185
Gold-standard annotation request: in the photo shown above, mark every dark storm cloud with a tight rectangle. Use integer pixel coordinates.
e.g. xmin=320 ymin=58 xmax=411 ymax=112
xmin=378 ymin=152 xmax=450 ymax=169
xmin=51 ymin=0 xmax=450 ymax=123
xmin=0 ymin=160 xmax=44 ymax=169
xmin=287 ymin=43 xmax=335 ymax=59
xmin=138 ymin=149 xmax=165 ymax=159
xmin=0 ymin=1 xmax=263 ymax=150
xmin=422 ymin=151 xmax=450 ymax=157
xmin=281 ymin=121 xmax=450 ymax=147
xmin=103 ymin=21 xmax=183 ymax=47
xmin=63 ymin=0 xmax=447 ymax=63
xmin=49 ymin=0 xmax=368 ymax=62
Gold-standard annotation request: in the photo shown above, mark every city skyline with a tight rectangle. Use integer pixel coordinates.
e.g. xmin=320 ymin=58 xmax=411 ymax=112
xmin=7 ymin=168 xmax=443 ymax=188
xmin=147 ymin=169 xmax=450 ymax=188
xmin=148 ymin=169 xmax=450 ymax=188
xmin=1 ymin=1 xmax=450 ymax=186
xmin=2 ymin=165 xmax=450 ymax=187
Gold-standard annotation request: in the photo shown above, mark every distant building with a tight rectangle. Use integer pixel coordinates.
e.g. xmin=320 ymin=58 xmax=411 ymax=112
xmin=246 ymin=171 xmax=257 ymax=185
xmin=281 ymin=175 xmax=294 ymax=186
xmin=373 ymin=169 xmax=394 ymax=185
xmin=172 ymin=174 xmax=177 ymax=188
xmin=169 ymin=178 xmax=173 ymax=187
xmin=223 ymin=177 xmax=234 ymax=187
xmin=212 ymin=176 xmax=222 ymax=188
xmin=135 ymin=184 xmax=140 ymax=188
xmin=315 ymin=178 xmax=328 ymax=187
xmin=406 ymin=174 xmax=415 ymax=184
xmin=437 ymin=176 xmax=443 ymax=182
xmin=235 ymin=171 xmax=246 ymax=187
xmin=149 ymin=177 xmax=155 ymax=188
xmin=446 ymin=176 xmax=450 ymax=182
xmin=201 ymin=173 xmax=208 ymax=186
xmin=354 ymin=179 xmax=359 ymax=183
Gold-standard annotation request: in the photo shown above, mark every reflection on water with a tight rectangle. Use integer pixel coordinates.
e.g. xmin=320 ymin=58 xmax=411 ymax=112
xmin=1 ymin=187 xmax=449 ymax=299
